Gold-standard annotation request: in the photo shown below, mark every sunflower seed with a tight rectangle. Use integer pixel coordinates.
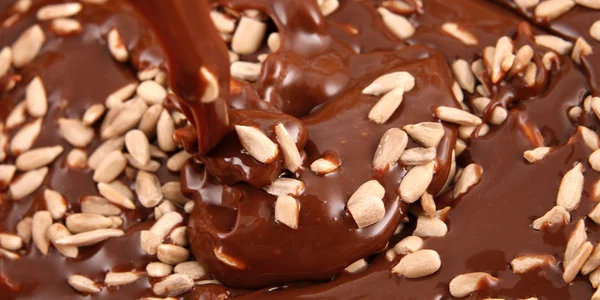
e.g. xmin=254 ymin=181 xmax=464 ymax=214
xmin=392 ymin=249 xmax=441 ymax=278
xmin=377 ymin=7 xmax=415 ymax=39
xmin=157 ymin=244 xmax=190 ymax=265
xmin=362 ymin=71 xmax=415 ymax=96
xmin=592 ymin=97 xmax=600 ymax=121
xmin=102 ymin=98 xmax=148 ymax=139
xmin=210 ymin=11 xmax=235 ymax=34
xmin=140 ymin=230 xmax=162 ymax=255
xmin=403 ymin=122 xmax=444 ymax=148
xmin=147 ymin=261 xmax=173 ymax=277
xmin=565 ymin=219 xmax=587 ymax=267
xmin=166 ymin=150 xmax=191 ymax=172
xmin=264 ymin=178 xmax=305 ymax=197
xmin=86 ymin=139 xmax=122 ymax=170
xmin=491 ymin=36 xmax=513 ymax=83
xmin=515 ymin=0 xmax=540 ymax=8
xmin=590 ymin=20 xmax=600 ymax=42
xmin=592 ymin=268 xmax=600 ymax=288
xmin=24 ymin=76 xmax=48 ymax=117
xmin=66 ymin=213 xmax=113 ymax=233
xmin=137 ymin=80 xmax=166 ymax=105
xmin=137 ymin=66 xmax=159 ymax=81
xmin=184 ymin=201 xmax=194 ymax=214
xmin=32 ymin=210 xmax=52 ymax=255
xmin=93 ymin=151 xmax=127 ymax=183
xmin=68 ymin=275 xmax=101 ymax=294
xmin=12 ymin=24 xmax=45 ymax=67
xmin=441 ymin=22 xmax=478 ymax=45
xmin=16 ymin=146 xmax=63 ymax=171
xmin=511 ymin=45 xmax=534 ymax=75
xmin=320 ymin=0 xmax=339 ymax=16
xmin=150 ymin=211 xmax=183 ymax=240
xmin=0 ymin=164 xmax=16 ymax=187
xmin=108 ymin=28 xmax=128 ymax=62
xmin=542 ymin=51 xmax=560 ymax=70
xmin=82 ymin=104 xmax=106 ymax=126
xmin=393 ymin=235 xmax=423 ymax=254
xmin=434 ymin=106 xmax=482 ymax=126
xmin=532 ymin=206 xmax=570 ymax=230
xmin=452 ymin=81 xmax=464 ymax=102
xmin=172 ymin=261 xmax=206 ymax=280
xmin=274 ymin=123 xmax=302 ymax=172
xmin=535 ymin=0 xmax=575 ymax=20
xmin=413 ymin=215 xmax=447 ymax=237
xmin=47 ymin=223 xmax=78 ymax=258
xmin=348 ymin=180 xmax=385 ymax=207
xmin=156 ymin=110 xmax=177 ymax=152
xmin=65 ymin=148 xmax=87 ymax=169
xmin=569 ymin=106 xmax=583 ymax=121
xmin=524 ymin=147 xmax=551 ymax=163
xmin=9 ymin=167 xmax=48 ymax=200
xmin=235 ymin=125 xmax=278 ymax=163
xmin=449 ymin=272 xmax=499 ymax=298
xmin=43 ymin=189 xmax=67 ymax=220
xmin=310 ymin=157 xmax=340 ymax=175
xmin=136 ymin=105 xmax=163 ymax=138
xmin=124 ymin=154 xmax=160 ymax=172
xmin=152 ymin=274 xmax=194 ymax=297
xmin=161 ymin=182 xmax=191 ymax=204
xmin=373 ymin=128 xmax=408 ymax=171
xmin=420 ymin=192 xmax=436 ymax=217
xmin=50 ymin=18 xmax=82 ymax=35
xmin=97 ymin=182 xmax=136 ymax=209
xmin=535 ymin=35 xmax=573 ymax=55
xmin=369 ymin=87 xmax=405 ymax=124
xmin=6 ymin=101 xmax=26 ymax=130
xmin=572 ymin=37 xmax=593 ymax=65
xmin=452 ymin=59 xmax=475 ymax=93
xmin=166 ymin=227 xmax=187 ymax=247
xmin=231 ymin=16 xmax=266 ymax=55
xmin=55 ymin=228 xmax=124 ymax=246
xmin=135 ymin=170 xmax=163 ymax=208
xmin=399 ymin=147 xmax=436 ymax=166
xmin=580 ymin=126 xmax=600 ymax=150
xmin=230 ymin=61 xmax=262 ymax=81
xmin=348 ymin=194 xmax=385 ymax=229
xmin=81 ymin=196 xmax=121 ymax=216
xmin=265 ymin=32 xmax=281 ymax=52
xmin=125 ymin=130 xmax=151 ymax=166
xmin=564 ymin=241 xmax=593 ymax=283
xmin=501 ymin=53 xmax=515 ymax=72
xmin=0 ymin=233 xmax=22 ymax=251
xmin=344 ymin=259 xmax=367 ymax=274
xmin=58 ymin=118 xmax=95 ymax=147
xmin=556 ymin=163 xmax=583 ymax=211
xmin=37 ymin=2 xmax=81 ymax=20
xmin=214 ymin=247 xmax=247 ymax=270
xmin=105 ymin=82 xmax=137 ymax=108
xmin=16 ymin=217 xmax=32 ymax=243
xmin=453 ymin=163 xmax=482 ymax=198
xmin=11 ymin=118 xmax=42 ymax=155
xmin=583 ymin=244 xmax=600 ymax=275
xmin=576 ymin=0 xmax=600 ymax=8
xmin=0 ymin=46 xmax=11 ymax=77
xmin=274 ymin=195 xmax=299 ymax=229
xmin=399 ymin=161 xmax=435 ymax=203
xmin=510 ymin=254 xmax=556 ymax=274
xmin=105 ymin=271 xmax=143 ymax=286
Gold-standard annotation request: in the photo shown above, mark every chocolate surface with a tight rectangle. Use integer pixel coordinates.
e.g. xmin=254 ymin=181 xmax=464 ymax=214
xmin=1 ymin=0 xmax=600 ymax=299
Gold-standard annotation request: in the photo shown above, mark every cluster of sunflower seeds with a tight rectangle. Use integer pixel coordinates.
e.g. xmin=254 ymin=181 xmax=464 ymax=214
xmin=0 ymin=2 xmax=216 ymax=297
xmin=520 ymin=127 xmax=600 ymax=294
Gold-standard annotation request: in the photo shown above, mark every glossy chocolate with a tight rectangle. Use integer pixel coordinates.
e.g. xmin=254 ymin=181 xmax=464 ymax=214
xmin=1 ymin=0 xmax=600 ymax=299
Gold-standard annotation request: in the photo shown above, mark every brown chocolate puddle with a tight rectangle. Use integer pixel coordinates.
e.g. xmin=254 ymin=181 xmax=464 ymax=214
xmin=0 ymin=0 xmax=600 ymax=299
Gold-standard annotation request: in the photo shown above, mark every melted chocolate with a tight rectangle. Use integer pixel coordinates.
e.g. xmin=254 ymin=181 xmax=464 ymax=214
xmin=1 ymin=0 xmax=600 ymax=299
